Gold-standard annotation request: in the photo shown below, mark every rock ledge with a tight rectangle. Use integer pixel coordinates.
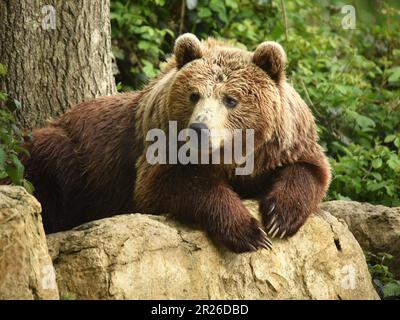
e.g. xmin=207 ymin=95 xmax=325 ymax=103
xmin=47 ymin=201 xmax=378 ymax=300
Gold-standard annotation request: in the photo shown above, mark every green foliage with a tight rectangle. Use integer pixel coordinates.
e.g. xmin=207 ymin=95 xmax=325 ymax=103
xmin=61 ymin=292 xmax=77 ymax=300
xmin=110 ymin=0 xmax=175 ymax=89
xmin=329 ymin=139 xmax=400 ymax=206
xmin=110 ymin=0 xmax=279 ymax=89
xmin=0 ymin=64 xmax=33 ymax=193
xmin=366 ymin=252 xmax=400 ymax=299
xmin=110 ymin=0 xmax=400 ymax=206
xmin=283 ymin=1 xmax=400 ymax=206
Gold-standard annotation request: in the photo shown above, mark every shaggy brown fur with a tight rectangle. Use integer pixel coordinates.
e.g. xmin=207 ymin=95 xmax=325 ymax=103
xmin=25 ymin=34 xmax=331 ymax=252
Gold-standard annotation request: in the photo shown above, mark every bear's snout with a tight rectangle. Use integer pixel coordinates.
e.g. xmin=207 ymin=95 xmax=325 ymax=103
xmin=189 ymin=122 xmax=210 ymax=149
xmin=189 ymin=122 xmax=208 ymax=135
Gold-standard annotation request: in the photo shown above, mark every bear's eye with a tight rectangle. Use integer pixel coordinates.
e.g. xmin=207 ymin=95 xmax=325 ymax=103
xmin=190 ymin=93 xmax=200 ymax=104
xmin=223 ymin=95 xmax=238 ymax=109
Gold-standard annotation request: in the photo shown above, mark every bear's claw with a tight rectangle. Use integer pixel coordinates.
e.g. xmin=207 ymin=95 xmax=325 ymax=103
xmin=220 ymin=218 xmax=273 ymax=252
xmin=266 ymin=204 xmax=276 ymax=215
xmin=257 ymin=227 xmax=273 ymax=249
xmin=260 ymin=198 xmax=307 ymax=239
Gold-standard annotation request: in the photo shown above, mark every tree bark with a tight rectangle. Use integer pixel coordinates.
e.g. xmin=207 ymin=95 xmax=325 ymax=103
xmin=0 ymin=0 xmax=116 ymax=129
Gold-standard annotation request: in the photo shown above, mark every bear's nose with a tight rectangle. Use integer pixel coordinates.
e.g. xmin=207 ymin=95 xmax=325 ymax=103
xmin=189 ymin=123 xmax=209 ymax=146
xmin=190 ymin=122 xmax=209 ymax=135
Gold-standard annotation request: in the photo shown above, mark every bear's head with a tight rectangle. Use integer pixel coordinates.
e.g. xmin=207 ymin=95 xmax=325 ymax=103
xmin=166 ymin=33 xmax=288 ymax=153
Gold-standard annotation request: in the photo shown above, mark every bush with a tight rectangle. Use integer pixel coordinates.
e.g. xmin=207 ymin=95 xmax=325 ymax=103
xmin=110 ymin=0 xmax=400 ymax=206
xmin=366 ymin=252 xmax=400 ymax=299
xmin=0 ymin=64 xmax=33 ymax=193
xmin=330 ymin=141 xmax=400 ymax=206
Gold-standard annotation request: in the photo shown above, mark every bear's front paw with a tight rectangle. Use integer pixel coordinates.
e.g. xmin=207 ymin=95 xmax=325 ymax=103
xmin=218 ymin=217 xmax=272 ymax=253
xmin=260 ymin=197 xmax=310 ymax=239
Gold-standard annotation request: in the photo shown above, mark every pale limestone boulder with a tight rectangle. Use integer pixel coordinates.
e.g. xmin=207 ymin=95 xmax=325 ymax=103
xmin=321 ymin=201 xmax=400 ymax=277
xmin=0 ymin=186 xmax=59 ymax=300
xmin=47 ymin=201 xmax=378 ymax=300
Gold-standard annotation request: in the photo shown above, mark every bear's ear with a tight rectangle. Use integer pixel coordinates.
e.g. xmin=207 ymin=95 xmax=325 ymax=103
xmin=252 ymin=41 xmax=286 ymax=82
xmin=174 ymin=33 xmax=203 ymax=69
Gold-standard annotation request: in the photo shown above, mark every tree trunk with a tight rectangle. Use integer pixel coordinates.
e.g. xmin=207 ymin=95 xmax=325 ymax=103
xmin=0 ymin=0 xmax=116 ymax=129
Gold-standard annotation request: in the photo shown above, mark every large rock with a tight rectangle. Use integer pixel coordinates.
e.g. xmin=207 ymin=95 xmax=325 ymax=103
xmin=47 ymin=201 xmax=378 ymax=300
xmin=321 ymin=201 xmax=400 ymax=277
xmin=0 ymin=186 xmax=59 ymax=300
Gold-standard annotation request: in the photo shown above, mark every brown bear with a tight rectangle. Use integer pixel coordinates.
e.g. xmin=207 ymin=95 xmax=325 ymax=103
xmin=25 ymin=33 xmax=331 ymax=253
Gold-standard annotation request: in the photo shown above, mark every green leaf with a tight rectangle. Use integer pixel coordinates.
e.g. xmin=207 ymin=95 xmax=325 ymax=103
xmin=22 ymin=179 xmax=35 ymax=194
xmin=395 ymin=137 xmax=400 ymax=148
xmin=0 ymin=64 xmax=7 ymax=77
xmin=141 ymin=59 xmax=158 ymax=78
xmin=116 ymin=82 xmax=123 ymax=92
xmin=385 ymin=185 xmax=395 ymax=197
xmin=5 ymin=165 xmax=21 ymax=184
xmin=384 ymin=134 xmax=396 ymax=143
xmin=371 ymin=172 xmax=382 ymax=181
xmin=366 ymin=181 xmax=386 ymax=192
xmin=209 ymin=0 xmax=228 ymax=23
xmin=387 ymin=66 xmax=400 ymax=83
xmin=387 ymin=156 xmax=400 ymax=172
xmin=347 ymin=110 xmax=375 ymax=129
xmin=225 ymin=0 xmax=238 ymax=9
xmin=0 ymin=146 xmax=6 ymax=169
xmin=154 ymin=0 xmax=165 ymax=6
xmin=5 ymin=154 xmax=24 ymax=184
xmin=197 ymin=8 xmax=212 ymax=18
xmin=383 ymin=282 xmax=400 ymax=298
xmin=371 ymin=158 xmax=382 ymax=169
xmin=0 ymin=92 xmax=8 ymax=101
